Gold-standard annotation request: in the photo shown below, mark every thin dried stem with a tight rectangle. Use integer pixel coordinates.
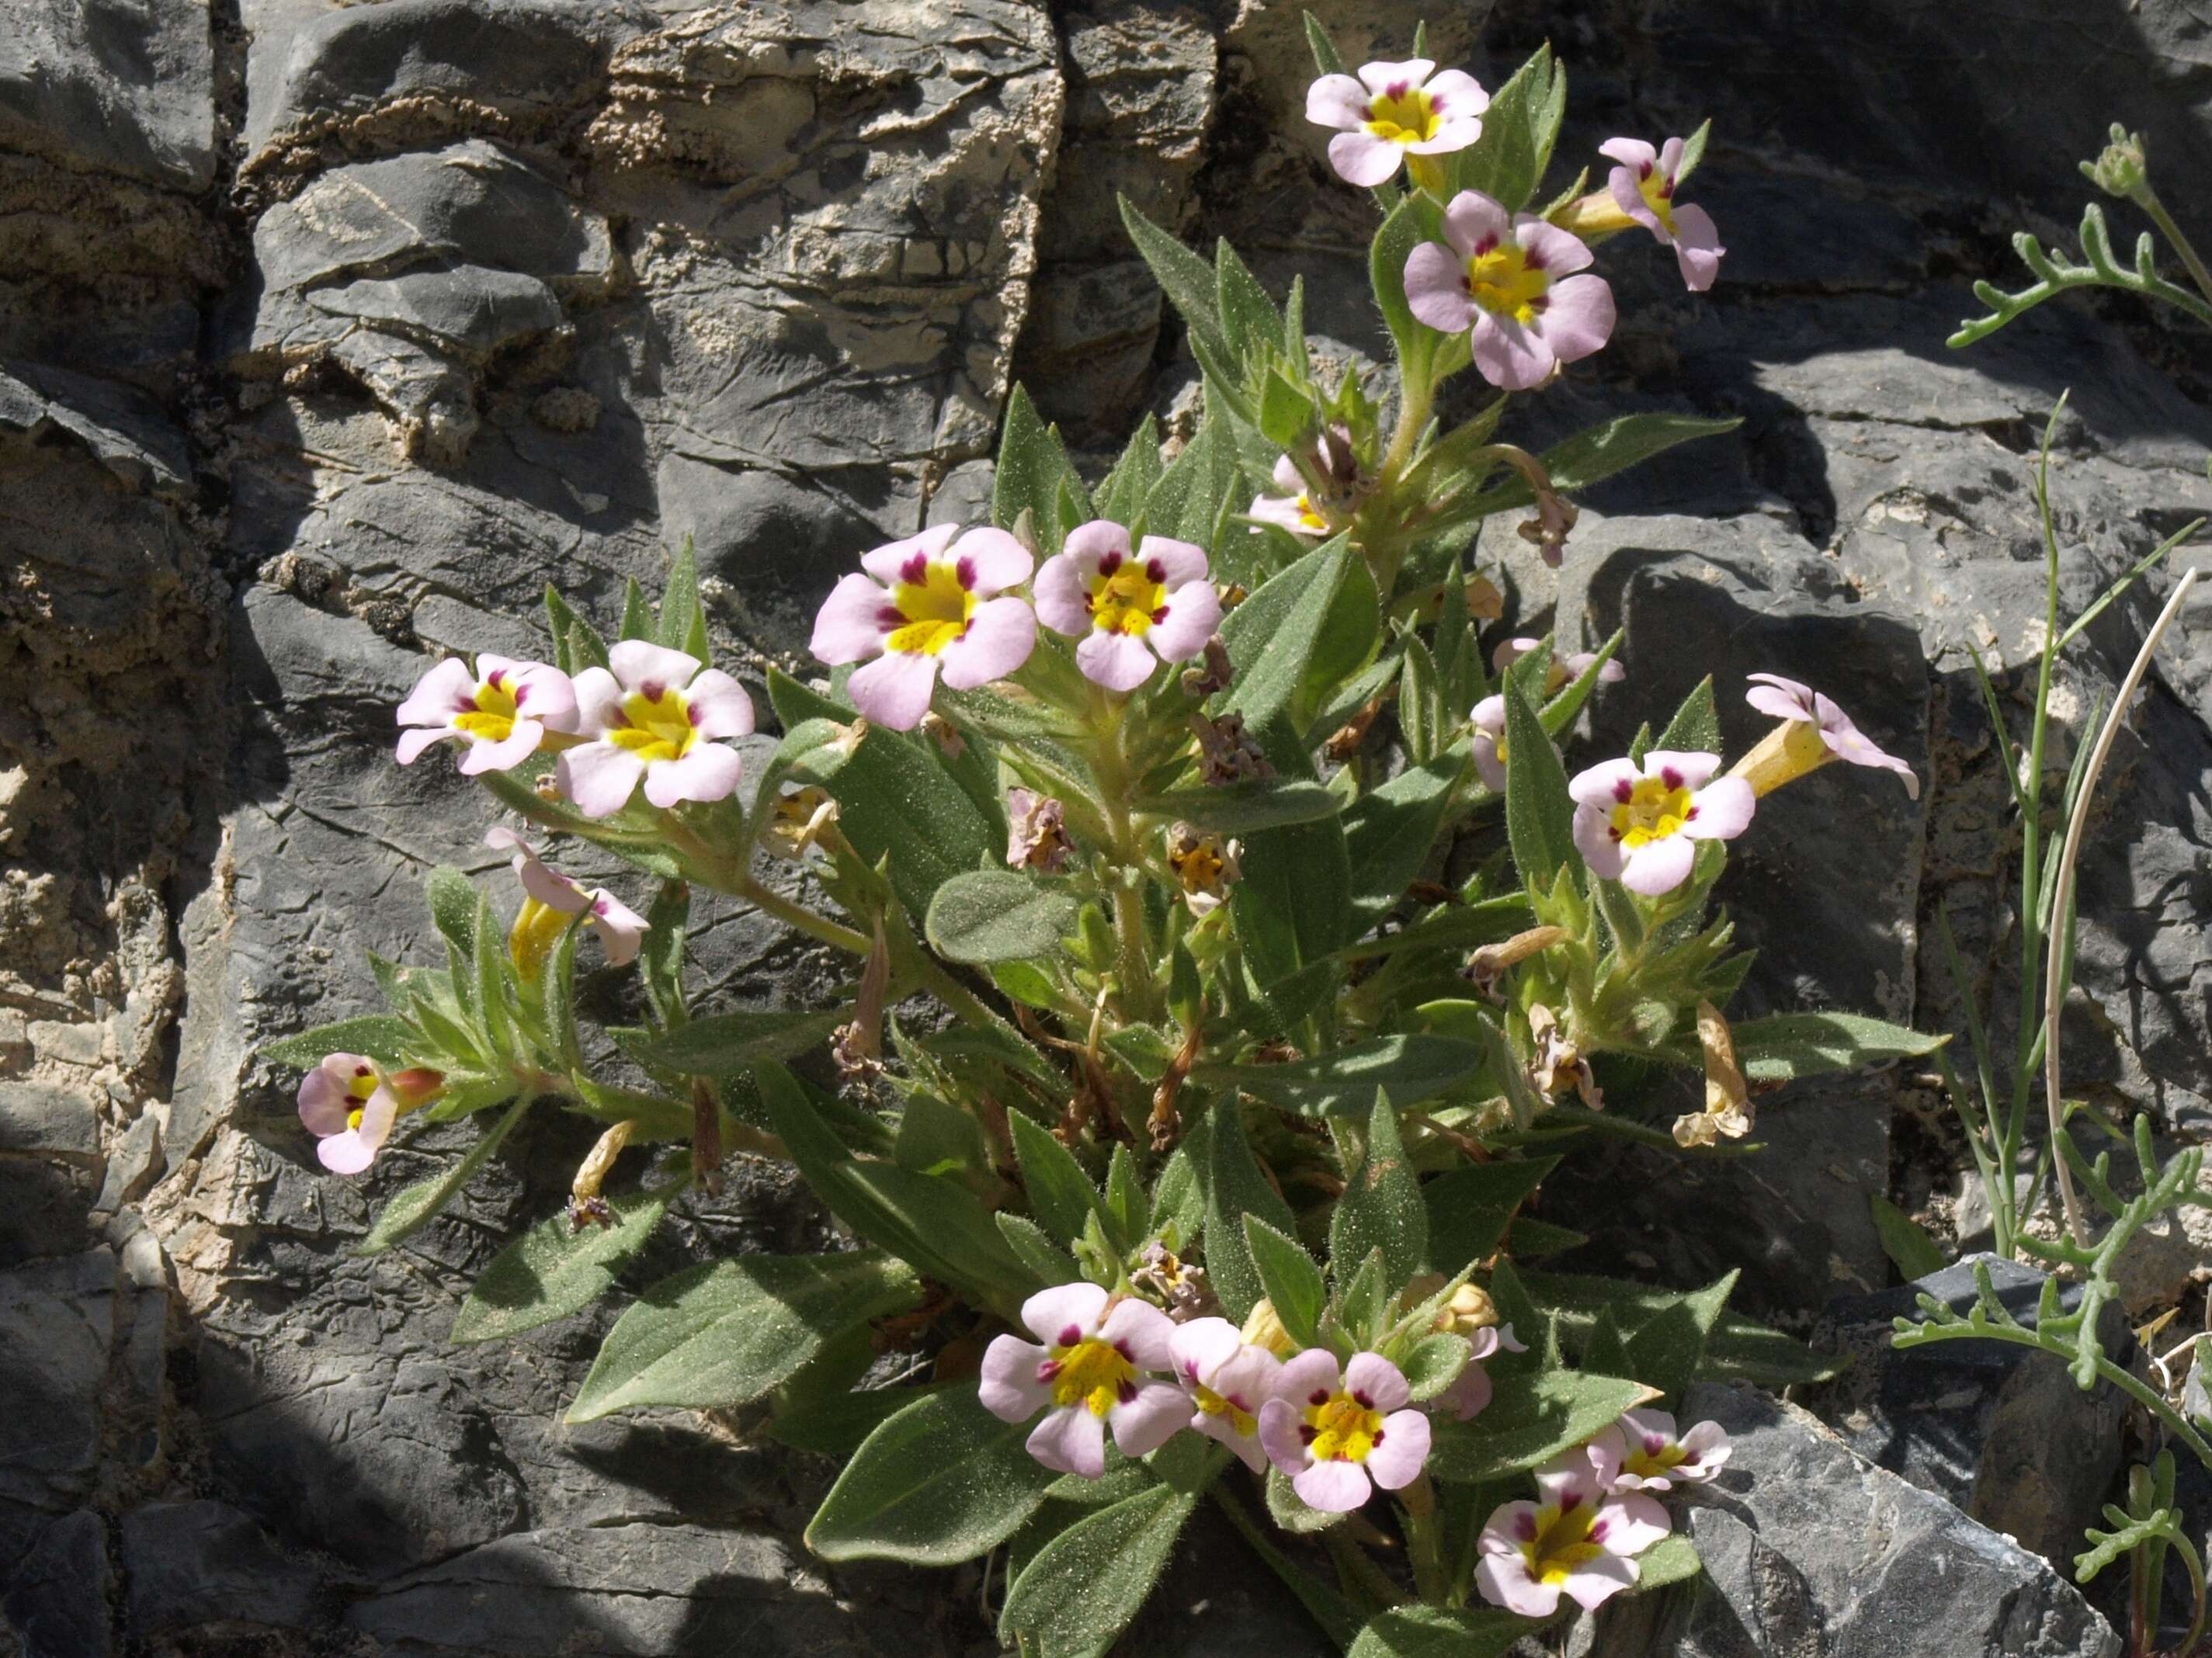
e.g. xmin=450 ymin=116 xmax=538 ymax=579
xmin=2044 ymin=567 xmax=2200 ymax=1247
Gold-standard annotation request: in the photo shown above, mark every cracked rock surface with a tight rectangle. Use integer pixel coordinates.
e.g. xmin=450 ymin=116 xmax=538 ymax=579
xmin=2 ymin=0 xmax=2208 ymax=1653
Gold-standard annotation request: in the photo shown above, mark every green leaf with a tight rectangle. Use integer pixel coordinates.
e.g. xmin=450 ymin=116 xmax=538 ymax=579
xmin=1009 ymin=1110 xmax=1106 ymax=1248
xmin=1303 ymin=11 xmax=1349 ymax=77
xmin=925 ymin=870 xmax=1080 ymax=966
xmin=1502 ymin=676 xmax=1580 ymax=897
xmin=640 ymin=879 xmax=691 ymax=1029
xmin=656 ymin=536 xmax=710 ymax=662
xmin=1871 ymin=1193 xmax=1949 ymax=1280
xmin=568 ymin=1249 xmax=922 ymax=1421
xmin=1335 ymin=1247 xmax=1391 ymax=1348
xmin=1728 ymin=1012 xmax=1947 ymax=1083
xmin=1266 ymin=1465 xmax=1346 ymax=1535
xmin=1150 ymin=1143 xmax=1203 ymax=1246
xmin=471 ymin=891 xmax=516 ymax=1061
xmin=1201 ymin=1100 xmax=1297 ymax=1323
xmin=1330 ymin=1090 xmax=1428 ymax=1283
xmin=1631 ymin=1531 xmax=1703 ymax=1593
xmin=1118 ymin=198 xmax=1229 ymax=366
xmin=1623 ymin=1271 xmax=1738 ymax=1404
xmin=1341 ymin=758 xmax=1464 ymax=928
xmin=260 ymin=1015 xmax=419 ymax=1070
xmin=355 ymin=1093 xmax=533 ymax=1257
xmin=1221 ymin=537 xmax=1363 ymax=737
xmin=1193 ymin=1034 xmax=1485 ymax=1118
xmin=544 ymin=585 xmax=609 ymax=674
xmin=619 ymin=576 xmax=652 ymax=643
xmin=1000 ymin=1480 xmax=1202 ymax=1658
xmin=1522 ymin=1270 xmax=1843 ymax=1386
xmin=997 ymin=1211 xmax=1079 ymax=1283
xmin=769 ymin=1382 xmax=946 ymax=1459
xmin=611 ymin=1009 xmax=842 ymax=1076
xmin=995 ymin=385 xmax=1083 ymax=556
xmin=450 ymin=1189 xmax=669 ymax=1344
xmin=538 ymin=915 xmax=584 ymax=1071
xmin=1450 ymin=44 xmax=1566 ymax=212
xmin=1426 ymin=1370 xmax=1655 ymax=1483
xmin=755 ymin=1061 xmax=1040 ymax=1312
xmin=425 ymin=865 xmax=480 ymax=960
xmin=807 ymin=1387 xmax=1055 ymax=1564
xmin=1217 ymin=238 xmax=1282 ymax=366
xmin=1655 ymin=675 xmax=1721 ymax=756
xmin=1134 ymin=779 xmax=1340 ymax=833
xmin=1348 ymin=1606 xmax=1530 ymax=1658
xmin=1244 ymin=1214 xmax=1326 ymax=1347
xmin=1423 ymin=1157 xmax=1560 ymax=1273
xmin=1675 ymin=120 xmax=1714 ymax=185
xmin=1095 ymin=416 xmax=1164 ymax=529
xmin=1144 ymin=414 xmax=1241 ymax=549
xmin=1369 ymin=193 xmax=1432 ymax=376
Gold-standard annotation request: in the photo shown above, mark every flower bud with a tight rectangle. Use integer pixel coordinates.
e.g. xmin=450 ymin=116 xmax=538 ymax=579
xmin=1401 ymin=1273 xmax=1499 ymax=1336
xmin=1240 ymin=1297 xmax=1295 ymax=1355
xmin=2082 ymin=124 xmax=2149 ymax=199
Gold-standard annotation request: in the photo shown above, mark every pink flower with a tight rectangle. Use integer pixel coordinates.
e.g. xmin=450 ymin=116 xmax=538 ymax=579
xmin=1568 ymin=751 xmax=1755 ymax=897
xmin=554 ymin=641 xmax=754 ymax=819
xmin=1248 ymin=453 xmax=1335 ymax=540
xmin=1600 ymin=137 xmax=1724 ymax=293
xmin=1305 ymin=60 xmax=1487 ymax=188
xmin=1432 ymin=1323 xmax=1527 ymax=1423
xmin=396 ymin=654 xmax=577 ymax=773
xmin=484 ymin=827 xmax=648 ymax=968
xmin=1492 ymin=637 xmax=1627 ymax=696
xmin=978 ymin=1282 xmax=1188 ymax=1478
xmin=809 ymin=523 xmax=1037 ymax=730
xmin=1168 ymin=1316 xmax=1286 ymax=1474
xmin=1034 ymin=522 xmax=1221 ymax=692
xmin=297 ymin=1054 xmax=442 ymax=1174
xmin=1593 ymin=1408 xmax=1731 ymax=1492
xmin=1257 ymin=1349 xmax=1432 ymax=1512
xmin=1250 ymin=426 xmax=1363 ymax=540
xmin=1474 ymin=1439 xmax=1672 ymax=1617
xmin=1404 ymin=192 xmax=1616 ymax=391
xmin=1471 ymin=695 xmax=1509 ymax=792
xmin=1741 ymin=673 xmax=1919 ymax=799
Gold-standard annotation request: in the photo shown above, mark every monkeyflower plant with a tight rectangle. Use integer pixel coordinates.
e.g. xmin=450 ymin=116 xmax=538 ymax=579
xmin=260 ymin=23 xmax=1941 ymax=1653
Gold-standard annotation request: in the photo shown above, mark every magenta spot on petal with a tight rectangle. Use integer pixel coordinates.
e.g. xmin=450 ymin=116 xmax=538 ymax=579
xmin=1523 ymin=248 xmax=1547 ymax=272
xmin=1145 ymin=557 xmax=1165 ymax=581
xmin=354 ymin=1065 xmax=373 ymax=1078
xmin=1151 ymin=606 xmax=1168 ymax=624
xmin=513 ymin=683 xmax=530 ymax=706
xmin=1352 ymin=1390 xmax=1373 ymax=1410
xmin=1613 ymin=779 xmax=1634 ymax=803
xmin=1610 ymin=828 xmax=1623 ymax=842
xmin=1372 ymin=1428 xmax=1386 ymax=1445
xmin=1559 ymin=1491 xmax=1583 ymax=1513
xmin=1309 ymin=1390 xmax=1329 ymax=1407
xmin=1686 ymin=803 xmax=1698 ymax=819
xmin=1115 ymin=1340 xmax=1133 ymax=1360
xmin=641 ymin=681 xmax=665 ymax=702
xmin=1644 ymin=1434 xmax=1666 ymax=1454
xmin=688 ymin=703 xmax=703 ymax=727
xmin=901 ymin=553 xmax=928 ymax=584
xmin=1299 ymin=1425 xmax=1317 ymax=1445
xmin=1183 ymin=1360 xmax=1199 ymax=1379
xmin=1474 ymin=234 xmax=1498 ymax=256
xmin=1661 ymin=765 xmax=1682 ymax=789
xmin=1038 ymin=1360 xmax=1061 ymax=1382
xmin=877 ymin=605 xmax=903 ymax=630
xmin=1590 ymin=1518 xmax=1610 ymax=1542
xmin=1658 ymin=179 xmax=1675 ymax=199
xmin=956 ymin=555 xmax=976 ymax=590
xmin=487 ymin=668 xmax=507 ymax=689
xmin=1387 ymin=79 xmax=1411 ymax=99
xmin=1117 ymin=1380 xmax=1137 ymax=1403
xmin=1059 ymin=1325 xmax=1082 ymax=1347
xmin=1228 ymin=1395 xmax=1245 ymax=1410
xmin=1098 ymin=550 xmax=1122 ymax=576
xmin=1638 ymin=160 xmax=1655 ymax=179
xmin=1515 ymin=1513 xmax=1538 ymax=1541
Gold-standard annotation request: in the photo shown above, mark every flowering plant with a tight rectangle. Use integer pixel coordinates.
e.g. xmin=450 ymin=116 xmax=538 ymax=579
xmin=259 ymin=24 xmax=1943 ymax=1650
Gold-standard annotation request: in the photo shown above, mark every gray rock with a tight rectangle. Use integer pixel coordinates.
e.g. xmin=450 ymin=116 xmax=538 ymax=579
xmin=0 ymin=1251 xmax=116 ymax=1552
xmin=1803 ymin=1254 xmax=2130 ymax=1567
xmin=4 ymin=1510 xmax=113 ymax=1658
xmin=0 ymin=1083 xmax=101 ymax=1160
xmin=0 ymin=361 xmax=193 ymax=497
xmin=121 ymin=1500 xmax=321 ymax=1642
xmin=0 ymin=0 xmax=216 ymax=191
xmin=1594 ymin=1382 xmax=2120 ymax=1657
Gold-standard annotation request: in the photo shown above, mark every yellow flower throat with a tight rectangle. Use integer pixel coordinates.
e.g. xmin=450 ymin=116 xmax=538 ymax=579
xmin=1609 ymin=776 xmax=1694 ymax=850
xmin=605 ymin=687 xmax=700 ymax=764
xmin=1363 ymin=86 xmax=1441 ymax=145
xmin=886 ymin=560 xmax=977 ymax=657
xmin=1466 ymin=243 xmax=1552 ymax=324
xmin=1300 ymin=1389 xmax=1384 ymax=1464
xmin=1045 ymin=1337 xmax=1137 ymax=1419
xmin=1523 ymin=1500 xmax=1606 ymax=1587
xmin=453 ymin=671 xmax=522 ymax=742
xmin=1193 ymin=1383 xmax=1256 ymax=1438
xmin=1088 ymin=557 xmax=1168 ymax=637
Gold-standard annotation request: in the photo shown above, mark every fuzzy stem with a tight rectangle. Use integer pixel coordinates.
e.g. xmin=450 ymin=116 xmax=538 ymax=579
xmin=2132 ymin=180 xmax=2212 ymax=311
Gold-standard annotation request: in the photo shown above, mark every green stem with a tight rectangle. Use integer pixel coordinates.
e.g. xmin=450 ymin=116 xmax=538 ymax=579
xmin=2132 ymin=180 xmax=2212 ymax=312
xmin=1399 ymin=1474 xmax=1449 ymax=1605
xmin=736 ymin=874 xmax=872 ymax=956
xmin=1089 ymin=685 xmax=1159 ymax=1025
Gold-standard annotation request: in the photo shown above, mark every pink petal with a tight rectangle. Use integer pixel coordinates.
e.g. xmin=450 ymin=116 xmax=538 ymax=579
xmin=1588 ymin=1424 xmax=1632 ymax=1488
xmin=1278 ymin=1348 xmax=1340 ymax=1400
xmin=1477 ymin=1552 xmax=1562 ymax=1618
xmin=859 ymin=523 xmax=959 ymax=585
xmin=1304 ymin=71 xmax=1371 ymax=131
xmin=951 ymin=526 xmax=1033 ymax=595
xmin=1623 ymin=1407 xmax=1679 ymax=1443
xmin=1516 ymin=217 xmax=1595 ymax=276
xmin=1076 ymin=630 xmax=1157 ymax=693
xmin=1109 ymin=1382 xmax=1189 ymax=1457
xmin=395 ymin=657 xmax=476 ymax=727
xmin=1620 ymin=834 xmax=1696 ymax=896
xmin=1439 ymin=1361 xmax=1492 ymax=1420
xmin=979 ymin=1334 xmax=1054 ymax=1422
xmin=1138 ymin=535 xmax=1207 ymax=588
xmin=846 ymin=650 xmax=939 ymax=731
xmin=1471 ymin=312 xmax=1554 ymax=391
xmin=1169 ymin=1317 xmax=1244 ymax=1385
xmin=1471 ymin=694 xmax=1505 ymax=737
xmin=1363 ymin=1409 xmax=1431 ymax=1489
xmin=1328 ymin=130 xmax=1405 ymax=189
xmin=1535 ymin=1445 xmax=1607 ymax=1505
xmin=455 ymin=718 xmax=543 ymax=775
xmin=1247 ymin=494 xmax=1318 ymax=536
xmin=1405 ymin=241 xmax=1475 ymax=334
xmin=1405 ymin=114 xmax=1482 ymax=154
xmin=317 ymin=1129 xmax=378 ymax=1175
xmin=1598 ymin=137 xmax=1658 ymax=173
xmin=1678 ymin=1420 xmax=1732 ymax=1476
xmin=1745 ymin=675 xmax=1815 ymax=722
xmin=642 ymin=742 xmax=743 ymax=809
xmin=1210 ymin=1344 xmax=1284 ymax=1407
xmin=1559 ymin=1552 xmax=1639 ymax=1611
xmin=1020 ymin=1282 xmax=1110 ymax=1346
xmin=811 ymin=572 xmax=894 ymax=666
xmin=1593 ymin=1493 xmax=1673 ymax=1556
xmin=1356 ymin=58 xmax=1435 ymax=94
xmin=1099 ymin=1298 xmax=1176 ymax=1371
xmin=1658 ymin=136 xmax=1686 ymax=179
xmin=1027 ymin=1405 xmax=1107 ymax=1478
xmin=1294 ymin=1458 xmax=1372 ymax=1513
xmin=1269 ymin=453 xmax=1305 ymax=494
xmin=1193 ymin=1410 xmax=1271 ymax=1473
xmin=502 ymin=661 xmax=578 ymax=733
xmin=1534 ymin=274 xmax=1615 ymax=366
xmin=298 ymin=1055 xmax=368 ymax=1136
xmin=1441 ymin=190 xmax=1512 ymax=261
xmin=1572 ymin=804 xmax=1627 ymax=880
xmin=1033 ymin=552 xmax=1092 ymax=638
xmin=1568 ymin=756 xmax=1641 ymax=808
xmin=683 ymin=669 xmax=755 ymax=740
xmin=1061 ymin=519 xmax=1130 ymax=572
xmin=1604 ymin=167 xmax=1664 ymax=243
xmin=1146 ymin=582 xmax=1220 ymax=664
xmin=1472 ymin=734 xmax=1506 ymax=793
xmin=1343 ymin=1351 xmax=1411 ymax=1413
xmin=1681 ymin=775 xmax=1755 ymax=841
xmin=1671 ymin=203 xmax=1724 ymax=291
xmin=1257 ymin=1398 xmax=1308 ymax=1476
xmin=501 ymin=834 xmax=589 ymax=912
xmin=586 ymin=892 xmax=649 ymax=966
xmin=1477 ymin=1499 xmax=1541 ymax=1556
xmin=571 ymin=667 xmax=627 ymax=737
xmin=1644 ymin=751 xmax=1722 ymax=790
xmin=609 ymin=639 xmax=701 ymax=695
xmin=1421 ymin=69 xmax=1488 ymax=114
xmin=556 ymin=741 xmax=646 ymax=820
xmin=395 ymin=726 xmax=453 ymax=765
xmin=936 ymin=596 xmax=1037 ymax=690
